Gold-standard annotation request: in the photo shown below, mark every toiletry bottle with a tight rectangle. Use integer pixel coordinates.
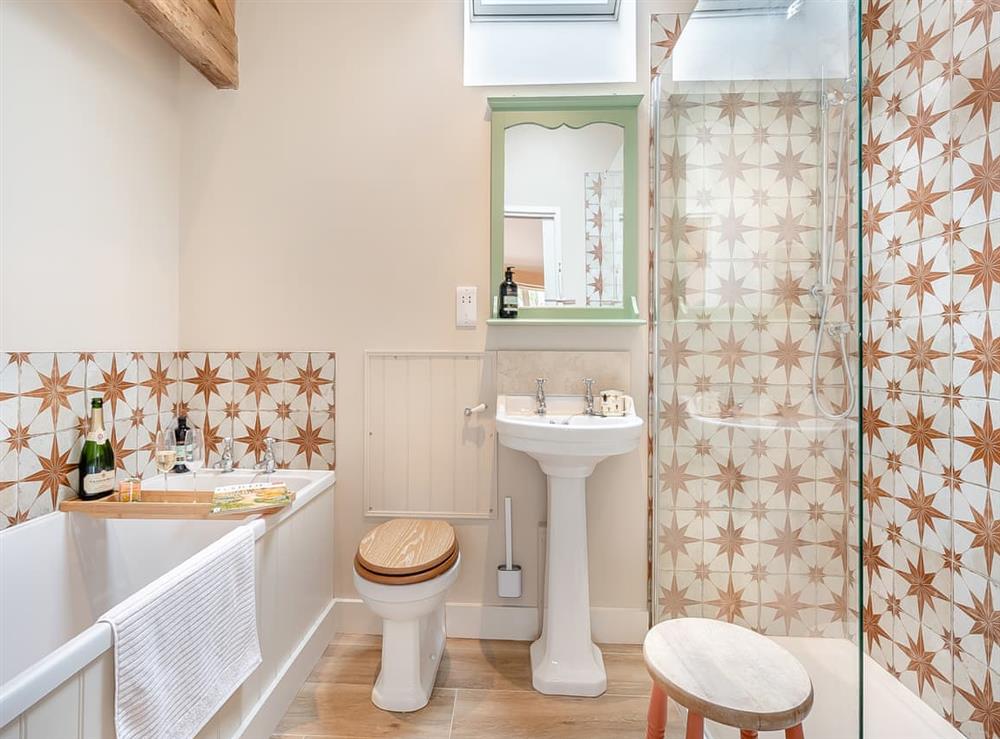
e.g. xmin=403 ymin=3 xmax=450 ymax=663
xmin=172 ymin=415 xmax=190 ymax=473
xmin=499 ymin=266 xmax=519 ymax=319
xmin=78 ymin=398 xmax=115 ymax=500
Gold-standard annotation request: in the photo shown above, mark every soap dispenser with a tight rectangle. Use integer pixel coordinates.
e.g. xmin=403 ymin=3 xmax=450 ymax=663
xmin=498 ymin=266 xmax=518 ymax=319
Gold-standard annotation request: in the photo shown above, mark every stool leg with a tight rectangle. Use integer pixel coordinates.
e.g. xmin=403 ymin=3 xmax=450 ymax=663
xmin=645 ymin=683 xmax=668 ymax=739
xmin=740 ymin=731 xmax=759 ymax=739
xmin=685 ymin=712 xmax=704 ymax=739
xmin=785 ymin=726 xmax=804 ymax=739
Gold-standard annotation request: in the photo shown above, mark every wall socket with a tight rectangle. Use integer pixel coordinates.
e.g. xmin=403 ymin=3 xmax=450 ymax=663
xmin=456 ymin=286 xmax=477 ymax=328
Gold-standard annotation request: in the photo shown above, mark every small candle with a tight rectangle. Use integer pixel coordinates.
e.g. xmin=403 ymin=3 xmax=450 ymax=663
xmin=119 ymin=477 xmax=142 ymax=503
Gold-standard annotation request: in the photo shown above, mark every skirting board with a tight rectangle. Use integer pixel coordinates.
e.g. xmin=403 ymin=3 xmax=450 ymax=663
xmin=333 ymin=599 xmax=649 ymax=644
xmin=236 ymin=600 xmax=337 ymax=739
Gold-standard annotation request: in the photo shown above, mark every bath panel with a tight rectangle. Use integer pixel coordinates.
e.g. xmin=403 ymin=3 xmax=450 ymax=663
xmin=0 ymin=470 xmax=335 ymax=738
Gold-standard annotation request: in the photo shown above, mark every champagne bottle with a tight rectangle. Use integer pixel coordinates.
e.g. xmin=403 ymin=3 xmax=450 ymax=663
xmin=79 ymin=398 xmax=115 ymax=500
xmin=499 ymin=266 xmax=519 ymax=319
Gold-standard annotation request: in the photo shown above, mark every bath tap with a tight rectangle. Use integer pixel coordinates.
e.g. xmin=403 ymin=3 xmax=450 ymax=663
xmin=535 ymin=378 xmax=547 ymax=416
xmin=257 ymin=437 xmax=277 ymax=475
xmin=215 ymin=437 xmax=235 ymax=473
xmin=583 ymin=378 xmax=596 ymax=415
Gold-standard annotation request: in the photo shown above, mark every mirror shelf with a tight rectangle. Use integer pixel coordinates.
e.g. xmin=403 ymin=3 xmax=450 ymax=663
xmin=486 ymin=318 xmax=646 ymax=326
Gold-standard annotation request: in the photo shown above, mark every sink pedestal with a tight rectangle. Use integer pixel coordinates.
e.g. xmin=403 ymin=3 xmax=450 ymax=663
xmin=531 ymin=472 xmax=606 ymax=697
xmin=494 ymin=394 xmax=643 ymax=699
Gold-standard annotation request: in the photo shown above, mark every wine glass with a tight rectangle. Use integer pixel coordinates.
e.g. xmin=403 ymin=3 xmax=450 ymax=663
xmin=186 ymin=427 xmax=205 ymax=491
xmin=154 ymin=429 xmax=176 ymax=493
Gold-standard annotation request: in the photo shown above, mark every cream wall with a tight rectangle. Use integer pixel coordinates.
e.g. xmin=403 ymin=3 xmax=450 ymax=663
xmin=0 ymin=0 xmax=181 ymax=351
xmin=173 ymin=0 xmax=675 ymax=621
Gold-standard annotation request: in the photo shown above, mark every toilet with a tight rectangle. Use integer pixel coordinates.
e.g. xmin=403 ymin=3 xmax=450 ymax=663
xmin=353 ymin=518 xmax=461 ymax=712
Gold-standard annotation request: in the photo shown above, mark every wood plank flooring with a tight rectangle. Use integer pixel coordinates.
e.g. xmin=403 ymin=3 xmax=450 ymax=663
xmin=274 ymin=634 xmax=693 ymax=739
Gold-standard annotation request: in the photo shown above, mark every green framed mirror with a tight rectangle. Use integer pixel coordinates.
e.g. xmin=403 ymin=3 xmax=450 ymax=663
xmin=488 ymin=95 xmax=643 ymax=323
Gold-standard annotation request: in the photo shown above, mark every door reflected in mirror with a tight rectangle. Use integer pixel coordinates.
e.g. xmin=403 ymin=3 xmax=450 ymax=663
xmin=504 ymin=123 xmax=624 ymax=308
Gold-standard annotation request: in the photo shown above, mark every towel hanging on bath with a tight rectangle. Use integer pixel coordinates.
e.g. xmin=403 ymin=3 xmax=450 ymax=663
xmin=99 ymin=525 xmax=262 ymax=739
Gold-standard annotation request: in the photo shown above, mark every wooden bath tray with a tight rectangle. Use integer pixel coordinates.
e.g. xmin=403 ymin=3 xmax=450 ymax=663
xmin=60 ymin=488 xmax=295 ymax=520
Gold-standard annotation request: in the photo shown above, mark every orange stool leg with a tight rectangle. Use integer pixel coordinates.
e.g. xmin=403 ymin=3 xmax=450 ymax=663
xmin=785 ymin=725 xmax=804 ymax=739
xmin=685 ymin=712 xmax=705 ymax=739
xmin=740 ymin=731 xmax=759 ymax=739
xmin=645 ymin=683 xmax=668 ymax=739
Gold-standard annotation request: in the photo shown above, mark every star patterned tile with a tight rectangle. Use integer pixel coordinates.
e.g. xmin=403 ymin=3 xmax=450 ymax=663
xmin=0 ymin=350 xmax=335 ymax=527
xmin=651 ymin=4 xmax=999 ymax=729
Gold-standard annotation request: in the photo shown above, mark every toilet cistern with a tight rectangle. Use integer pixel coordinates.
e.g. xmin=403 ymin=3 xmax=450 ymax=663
xmin=496 ymin=392 xmax=643 ymax=697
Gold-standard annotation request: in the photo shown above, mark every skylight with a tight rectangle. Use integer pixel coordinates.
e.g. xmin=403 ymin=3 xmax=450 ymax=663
xmin=470 ymin=0 xmax=621 ymax=22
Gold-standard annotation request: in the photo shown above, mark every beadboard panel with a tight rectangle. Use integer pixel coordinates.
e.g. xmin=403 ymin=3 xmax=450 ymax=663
xmin=364 ymin=352 xmax=496 ymax=519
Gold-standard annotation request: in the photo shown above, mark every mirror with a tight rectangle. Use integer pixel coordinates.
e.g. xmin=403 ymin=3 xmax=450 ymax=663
xmin=504 ymin=124 xmax=624 ymax=308
xmin=489 ymin=96 xmax=641 ymax=322
xmin=503 ymin=123 xmax=625 ymax=307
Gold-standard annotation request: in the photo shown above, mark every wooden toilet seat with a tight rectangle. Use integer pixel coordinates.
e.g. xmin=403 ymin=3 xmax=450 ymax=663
xmin=355 ymin=518 xmax=458 ymax=585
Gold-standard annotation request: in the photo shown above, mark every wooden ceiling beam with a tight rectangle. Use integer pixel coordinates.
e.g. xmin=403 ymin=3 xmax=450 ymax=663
xmin=209 ymin=0 xmax=235 ymax=28
xmin=124 ymin=0 xmax=238 ymax=89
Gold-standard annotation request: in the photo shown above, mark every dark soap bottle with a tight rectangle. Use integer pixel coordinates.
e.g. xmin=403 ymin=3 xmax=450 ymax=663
xmin=173 ymin=415 xmax=190 ymax=473
xmin=499 ymin=266 xmax=519 ymax=319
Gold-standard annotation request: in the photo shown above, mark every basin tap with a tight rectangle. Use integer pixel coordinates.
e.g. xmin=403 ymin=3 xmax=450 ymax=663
xmin=215 ymin=436 xmax=234 ymax=473
xmin=257 ymin=437 xmax=277 ymax=474
xmin=583 ymin=378 xmax=596 ymax=415
xmin=535 ymin=378 xmax=547 ymax=416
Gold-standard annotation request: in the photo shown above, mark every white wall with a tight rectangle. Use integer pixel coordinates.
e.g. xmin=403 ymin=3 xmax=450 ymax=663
xmin=177 ymin=0 xmax=673 ymax=619
xmin=0 ymin=0 xmax=683 ymax=626
xmin=0 ymin=0 xmax=181 ymax=351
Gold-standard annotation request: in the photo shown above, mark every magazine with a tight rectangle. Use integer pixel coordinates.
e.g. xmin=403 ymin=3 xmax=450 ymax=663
xmin=211 ymin=482 xmax=294 ymax=514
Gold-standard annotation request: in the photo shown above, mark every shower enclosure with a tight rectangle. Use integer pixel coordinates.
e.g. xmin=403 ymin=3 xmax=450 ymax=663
xmin=649 ymin=1 xmax=865 ymax=737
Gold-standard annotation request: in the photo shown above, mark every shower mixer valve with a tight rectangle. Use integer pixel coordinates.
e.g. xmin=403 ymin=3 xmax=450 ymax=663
xmin=827 ymin=322 xmax=853 ymax=338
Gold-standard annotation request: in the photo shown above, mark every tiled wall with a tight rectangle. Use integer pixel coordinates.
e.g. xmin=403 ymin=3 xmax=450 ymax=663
xmin=862 ymin=0 xmax=999 ymax=734
xmin=0 ymin=351 xmax=335 ymax=529
xmin=650 ymin=13 xmax=859 ymax=639
xmin=585 ymin=170 xmax=624 ymax=306
xmin=180 ymin=352 xmax=336 ymax=473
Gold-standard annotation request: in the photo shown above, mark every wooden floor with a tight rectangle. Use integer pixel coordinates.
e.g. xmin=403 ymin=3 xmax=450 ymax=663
xmin=274 ymin=634 xmax=692 ymax=739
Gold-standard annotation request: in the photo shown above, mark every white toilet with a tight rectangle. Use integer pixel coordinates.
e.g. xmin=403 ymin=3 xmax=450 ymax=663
xmin=353 ymin=518 xmax=461 ymax=712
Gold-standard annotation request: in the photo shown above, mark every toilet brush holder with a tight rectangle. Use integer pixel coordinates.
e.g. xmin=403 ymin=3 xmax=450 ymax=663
xmin=498 ymin=496 xmax=521 ymax=598
xmin=497 ymin=564 xmax=522 ymax=598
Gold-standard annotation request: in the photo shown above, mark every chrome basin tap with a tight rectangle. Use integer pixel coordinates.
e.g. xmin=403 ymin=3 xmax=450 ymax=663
xmin=535 ymin=378 xmax=547 ymax=416
xmin=257 ymin=437 xmax=277 ymax=475
xmin=215 ymin=436 xmax=234 ymax=473
xmin=583 ymin=378 xmax=596 ymax=415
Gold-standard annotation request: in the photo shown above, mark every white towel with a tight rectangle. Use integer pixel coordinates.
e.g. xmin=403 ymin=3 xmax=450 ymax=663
xmin=98 ymin=525 xmax=262 ymax=739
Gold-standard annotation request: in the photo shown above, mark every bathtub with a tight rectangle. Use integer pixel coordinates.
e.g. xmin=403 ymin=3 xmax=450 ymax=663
xmin=0 ymin=469 xmax=336 ymax=739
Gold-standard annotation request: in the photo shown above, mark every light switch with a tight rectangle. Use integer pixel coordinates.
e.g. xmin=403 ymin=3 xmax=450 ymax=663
xmin=456 ymin=287 xmax=477 ymax=329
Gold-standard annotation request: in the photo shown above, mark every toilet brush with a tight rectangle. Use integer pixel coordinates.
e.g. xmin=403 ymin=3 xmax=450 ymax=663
xmin=497 ymin=496 xmax=522 ymax=598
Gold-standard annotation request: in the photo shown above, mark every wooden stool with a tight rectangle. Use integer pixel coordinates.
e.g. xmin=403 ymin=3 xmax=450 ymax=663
xmin=642 ymin=618 xmax=813 ymax=739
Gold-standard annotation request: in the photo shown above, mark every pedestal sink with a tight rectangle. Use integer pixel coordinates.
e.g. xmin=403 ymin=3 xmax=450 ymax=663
xmin=496 ymin=393 xmax=643 ymax=697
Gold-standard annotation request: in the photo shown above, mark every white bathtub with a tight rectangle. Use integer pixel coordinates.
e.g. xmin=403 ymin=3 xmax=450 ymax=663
xmin=0 ymin=469 xmax=336 ymax=739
